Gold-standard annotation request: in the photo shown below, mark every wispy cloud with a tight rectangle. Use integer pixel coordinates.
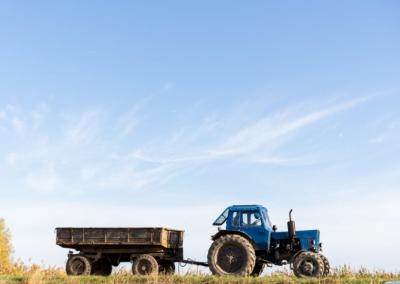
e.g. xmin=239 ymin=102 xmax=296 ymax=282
xmin=209 ymin=96 xmax=371 ymax=158
xmin=65 ymin=111 xmax=99 ymax=145
xmin=0 ymin=94 xmax=377 ymax=197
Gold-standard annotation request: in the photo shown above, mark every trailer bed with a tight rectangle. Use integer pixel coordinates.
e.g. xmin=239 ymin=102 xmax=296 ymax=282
xmin=56 ymin=227 xmax=184 ymax=250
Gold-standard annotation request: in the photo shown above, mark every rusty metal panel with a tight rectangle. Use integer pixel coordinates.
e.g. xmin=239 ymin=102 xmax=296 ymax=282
xmin=160 ymin=228 xmax=168 ymax=247
xmin=56 ymin=227 xmax=183 ymax=249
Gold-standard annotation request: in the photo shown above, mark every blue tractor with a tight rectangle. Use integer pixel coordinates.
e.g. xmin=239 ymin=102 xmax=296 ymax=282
xmin=207 ymin=205 xmax=330 ymax=277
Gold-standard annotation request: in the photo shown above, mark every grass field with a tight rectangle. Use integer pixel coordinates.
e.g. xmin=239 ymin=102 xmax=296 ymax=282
xmin=0 ymin=266 xmax=399 ymax=284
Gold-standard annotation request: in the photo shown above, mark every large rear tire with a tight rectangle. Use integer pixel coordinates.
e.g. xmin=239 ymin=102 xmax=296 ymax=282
xmin=66 ymin=255 xmax=92 ymax=276
xmin=208 ymin=234 xmax=256 ymax=276
xmin=132 ymin=254 xmax=159 ymax=276
xmin=91 ymin=258 xmax=112 ymax=276
xmin=319 ymin=254 xmax=330 ymax=276
xmin=292 ymin=252 xmax=324 ymax=278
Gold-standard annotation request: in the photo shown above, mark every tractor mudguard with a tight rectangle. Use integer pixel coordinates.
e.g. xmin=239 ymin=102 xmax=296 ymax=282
xmin=211 ymin=230 xmax=257 ymax=249
xmin=289 ymin=249 xmax=307 ymax=265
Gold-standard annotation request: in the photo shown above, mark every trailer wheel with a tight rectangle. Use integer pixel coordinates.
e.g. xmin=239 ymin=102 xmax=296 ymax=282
xmin=319 ymin=254 xmax=330 ymax=276
xmin=66 ymin=255 xmax=92 ymax=276
xmin=92 ymin=258 xmax=112 ymax=276
xmin=292 ymin=252 xmax=324 ymax=278
xmin=208 ymin=234 xmax=256 ymax=276
xmin=132 ymin=254 xmax=159 ymax=276
xmin=251 ymin=262 xmax=265 ymax=276
xmin=158 ymin=260 xmax=175 ymax=275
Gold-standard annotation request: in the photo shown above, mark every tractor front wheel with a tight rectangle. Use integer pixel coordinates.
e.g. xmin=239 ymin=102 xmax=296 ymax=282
xmin=319 ymin=254 xmax=330 ymax=276
xmin=208 ymin=234 xmax=256 ymax=276
xmin=292 ymin=252 xmax=324 ymax=278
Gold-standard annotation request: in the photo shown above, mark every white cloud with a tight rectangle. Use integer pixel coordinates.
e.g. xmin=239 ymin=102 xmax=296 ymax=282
xmin=245 ymin=155 xmax=313 ymax=166
xmin=116 ymin=105 xmax=140 ymax=137
xmin=0 ymin=103 xmax=48 ymax=135
xmin=10 ymin=117 xmax=25 ymax=134
xmin=0 ymin=110 xmax=6 ymax=120
xmin=209 ymin=96 xmax=371 ymax=158
xmin=65 ymin=111 xmax=99 ymax=145
xmin=95 ymin=163 xmax=179 ymax=191
xmin=0 ymin=95 xmax=378 ymax=199
xmin=115 ymin=96 xmax=374 ymax=169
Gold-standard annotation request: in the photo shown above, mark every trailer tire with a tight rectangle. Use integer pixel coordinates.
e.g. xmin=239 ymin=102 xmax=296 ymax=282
xmin=251 ymin=262 xmax=265 ymax=276
xmin=208 ymin=234 xmax=256 ymax=276
xmin=132 ymin=254 xmax=159 ymax=276
xmin=292 ymin=252 xmax=324 ymax=278
xmin=92 ymin=258 xmax=112 ymax=276
xmin=158 ymin=259 xmax=175 ymax=275
xmin=319 ymin=254 xmax=330 ymax=276
xmin=66 ymin=255 xmax=92 ymax=276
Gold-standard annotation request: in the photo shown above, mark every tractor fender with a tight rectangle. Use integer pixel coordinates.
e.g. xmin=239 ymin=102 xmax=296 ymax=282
xmin=211 ymin=230 xmax=257 ymax=249
xmin=289 ymin=249 xmax=307 ymax=264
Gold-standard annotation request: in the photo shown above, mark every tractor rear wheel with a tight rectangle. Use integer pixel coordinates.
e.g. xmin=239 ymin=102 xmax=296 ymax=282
xmin=66 ymin=255 xmax=92 ymax=276
xmin=251 ymin=262 xmax=265 ymax=276
xmin=208 ymin=234 xmax=256 ymax=276
xmin=132 ymin=254 xmax=158 ymax=276
xmin=158 ymin=259 xmax=175 ymax=275
xmin=292 ymin=252 xmax=324 ymax=277
xmin=91 ymin=258 xmax=112 ymax=276
xmin=319 ymin=254 xmax=330 ymax=276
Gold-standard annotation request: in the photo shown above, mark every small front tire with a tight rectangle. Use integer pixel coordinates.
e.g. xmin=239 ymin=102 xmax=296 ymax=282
xmin=292 ymin=252 xmax=324 ymax=278
xmin=319 ymin=254 xmax=330 ymax=276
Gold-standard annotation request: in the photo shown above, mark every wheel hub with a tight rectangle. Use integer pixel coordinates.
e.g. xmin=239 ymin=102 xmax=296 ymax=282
xmin=71 ymin=260 xmax=84 ymax=274
xmin=301 ymin=261 xmax=314 ymax=275
xmin=138 ymin=260 xmax=151 ymax=274
xmin=217 ymin=245 xmax=244 ymax=272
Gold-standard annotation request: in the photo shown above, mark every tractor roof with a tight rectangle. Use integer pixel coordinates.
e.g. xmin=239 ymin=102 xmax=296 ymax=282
xmin=228 ymin=204 xmax=268 ymax=211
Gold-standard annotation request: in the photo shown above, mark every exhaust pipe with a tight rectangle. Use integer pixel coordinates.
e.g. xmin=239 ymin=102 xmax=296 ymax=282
xmin=287 ymin=209 xmax=296 ymax=239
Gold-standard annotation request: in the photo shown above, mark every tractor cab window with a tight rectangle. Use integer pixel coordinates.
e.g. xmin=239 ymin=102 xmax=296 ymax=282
xmin=232 ymin=211 xmax=239 ymax=227
xmin=242 ymin=212 xmax=262 ymax=227
xmin=261 ymin=209 xmax=272 ymax=228
xmin=213 ymin=208 xmax=229 ymax=226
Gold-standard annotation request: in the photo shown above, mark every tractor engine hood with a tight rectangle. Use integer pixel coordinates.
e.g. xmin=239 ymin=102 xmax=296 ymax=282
xmin=272 ymin=229 xmax=320 ymax=251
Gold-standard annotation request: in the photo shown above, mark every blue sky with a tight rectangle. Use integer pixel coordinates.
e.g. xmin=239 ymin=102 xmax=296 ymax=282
xmin=0 ymin=0 xmax=399 ymax=272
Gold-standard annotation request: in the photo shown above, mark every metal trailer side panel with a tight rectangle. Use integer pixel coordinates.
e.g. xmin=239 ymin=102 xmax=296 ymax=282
xmin=56 ymin=227 xmax=184 ymax=250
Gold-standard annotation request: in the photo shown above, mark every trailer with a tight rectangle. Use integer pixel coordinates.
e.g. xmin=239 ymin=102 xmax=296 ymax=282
xmin=56 ymin=227 xmax=194 ymax=275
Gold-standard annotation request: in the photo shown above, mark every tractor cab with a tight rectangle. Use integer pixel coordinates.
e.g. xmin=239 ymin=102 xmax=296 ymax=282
xmin=212 ymin=205 xmax=273 ymax=250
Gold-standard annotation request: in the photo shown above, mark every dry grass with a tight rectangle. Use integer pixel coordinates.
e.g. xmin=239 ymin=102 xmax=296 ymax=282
xmin=0 ymin=219 xmax=12 ymax=273
xmin=0 ymin=265 xmax=399 ymax=284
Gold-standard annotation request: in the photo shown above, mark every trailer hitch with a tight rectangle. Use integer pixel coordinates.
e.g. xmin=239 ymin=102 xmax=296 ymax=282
xmin=180 ymin=259 xmax=209 ymax=267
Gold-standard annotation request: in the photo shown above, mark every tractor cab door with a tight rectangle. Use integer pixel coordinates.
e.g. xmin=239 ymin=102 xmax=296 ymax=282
xmin=238 ymin=211 xmax=270 ymax=250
